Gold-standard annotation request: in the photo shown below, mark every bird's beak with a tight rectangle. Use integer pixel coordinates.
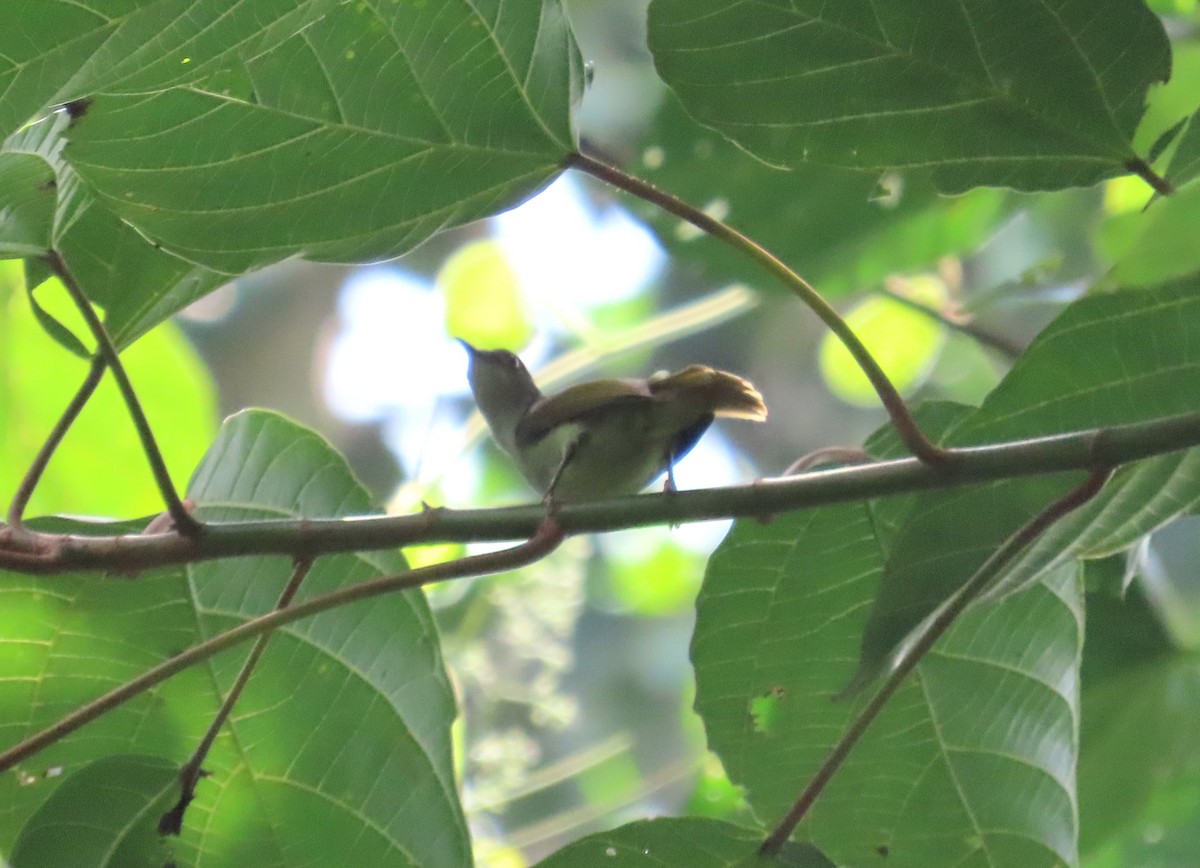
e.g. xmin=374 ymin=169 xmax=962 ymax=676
xmin=455 ymin=337 xmax=478 ymax=357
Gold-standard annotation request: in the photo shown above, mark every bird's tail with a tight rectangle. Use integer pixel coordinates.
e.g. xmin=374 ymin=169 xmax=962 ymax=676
xmin=651 ymin=365 xmax=768 ymax=421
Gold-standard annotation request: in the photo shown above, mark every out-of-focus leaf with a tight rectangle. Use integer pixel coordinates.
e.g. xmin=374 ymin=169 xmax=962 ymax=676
xmin=65 ymin=0 xmax=583 ymax=275
xmin=440 ymin=240 xmax=533 ymax=351
xmin=9 ymin=755 xmax=177 ymax=868
xmin=630 ymin=95 xmax=1008 ymax=296
xmin=648 ymin=0 xmax=1169 ymax=192
xmin=850 ymin=276 xmax=1200 ymax=692
xmin=536 ymin=817 xmax=834 ymax=867
xmin=818 ymin=292 xmax=945 ymax=406
xmin=0 ymin=275 xmax=216 ymax=519
xmin=0 ymin=411 xmax=469 ymax=865
xmin=1100 ymin=179 xmax=1200 ymax=286
xmin=605 ymin=532 xmax=701 ymax=616
xmin=1078 ymin=586 xmax=1200 ymax=863
xmin=1166 ymin=109 xmax=1200 ymax=189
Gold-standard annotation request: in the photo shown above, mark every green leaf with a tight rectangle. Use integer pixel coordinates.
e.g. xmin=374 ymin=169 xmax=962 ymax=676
xmin=10 ymin=755 xmax=178 ymax=868
xmin=818 ymin=291 xmax=945 ymax=405
xmin=630 ymin=94 xmax=1009 ymax=295
xmin=0 ymin=153 xmax=55 ymax=257
xmin=536 ymin=817 xmax=834 ymax=867
xmin=5 ymin=109 xmax=228 ymax=348
xmin=694 ymin=505 xmax=1083 ymax=866
xmin=0 ymin=411 xmax=469 ymax=865
xmin=0 ymin=0 xmax=340 ymax=142
xmin=851 ymin=276 xmax=1200 ymax=692
xmin=440 ymin=240 xmax=534 ymax=350
xmin=1078 ymin=588 xmax=1200 ymax=862
xmin=0 ymin=276 xmax=216 ymax=519
xmin=648 ymin=0 xmax=1169 ymax=192
xmin=65 ymin=0 xmax=582 ymax=275
xmin=1166 ymin=109 xmax=1200 ymax=188
xmin=1098 ymin=178 xmax=1200 ymax=287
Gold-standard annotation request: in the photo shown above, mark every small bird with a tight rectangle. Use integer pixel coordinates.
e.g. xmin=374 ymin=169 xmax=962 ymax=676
xmin=460 ymin=340 xmax=767 ymax=501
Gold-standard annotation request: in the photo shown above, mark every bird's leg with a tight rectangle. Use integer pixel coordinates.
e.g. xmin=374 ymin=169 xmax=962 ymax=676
xmin=662 ymin=452 xmax=678 ymax=494
xmin=543 ymin=438 xmax=581 ymax=505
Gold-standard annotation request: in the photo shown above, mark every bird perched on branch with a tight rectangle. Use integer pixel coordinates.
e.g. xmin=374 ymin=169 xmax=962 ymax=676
xmin=460 ymin=340 xmax=767 ymax=501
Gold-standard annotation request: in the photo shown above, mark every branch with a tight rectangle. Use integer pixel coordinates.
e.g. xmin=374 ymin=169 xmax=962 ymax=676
xmin=564 ymin=150 xmax=950 ymax=465
xmin=0 ymin=520 xmax=565 ymax=774
xmin=7 ymin=355 xmax=106 ymax=529
xmin=758 ymin=468 xmax=1112 ymax=855
xmin=1 ymin=410 xmax=1198 ymax=575
xmin=43 ymin=251 xmax=202 ymax=537
xmin=1124 ymin=158 xmax=1174 ymax=197
xmin=159 ymin=556 xmax=314 ymax=836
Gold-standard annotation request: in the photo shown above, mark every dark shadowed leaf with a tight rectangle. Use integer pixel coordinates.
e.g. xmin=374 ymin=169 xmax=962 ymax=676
xmin=65 ymin=0 xmax=582 ymax=275
xmin=536 ymin=817 xmax=834 ymax=867
xmin=648 ymin=0 xmax=1169 ymax=192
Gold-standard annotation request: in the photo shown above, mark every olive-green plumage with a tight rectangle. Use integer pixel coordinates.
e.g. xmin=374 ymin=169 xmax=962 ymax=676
xmin=461 ymin=341 xmax=766 ymax=501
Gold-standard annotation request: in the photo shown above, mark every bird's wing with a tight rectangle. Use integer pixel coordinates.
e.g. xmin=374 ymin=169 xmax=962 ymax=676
xmin=649 ymin=365 xmax=767 ymax=421
xmin=515 ymin=379 xmax=652 ymax=445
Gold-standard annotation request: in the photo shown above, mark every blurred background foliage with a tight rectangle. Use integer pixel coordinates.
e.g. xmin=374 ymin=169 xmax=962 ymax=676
xmin=4 ymin=0 xmax=1200 ymax=864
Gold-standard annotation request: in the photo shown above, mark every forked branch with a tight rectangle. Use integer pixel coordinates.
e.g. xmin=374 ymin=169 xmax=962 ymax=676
xmin=44 ymin=251 xmax=202 ymax=536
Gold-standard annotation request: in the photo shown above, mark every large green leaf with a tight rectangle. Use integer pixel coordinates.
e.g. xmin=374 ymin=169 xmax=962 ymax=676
xmin=851 ymin=277 xmax=1200 ymax=691
xmin=4 ymin=110 xmax=228 ymax=348
xmin=0 ymin=411 xmax=468 ymax=866
xmin=65 ymin=0 xmax=582 ymax=274
xmin=693 ymin=506 xmax=1083 ymax=867
xmin=629 ymin=94 xmax=1009 ymax=295
xmin=648 ymin=0 xmax=1169 ymax=192
xmin=0 ymin=0 xmax=339 ymax=142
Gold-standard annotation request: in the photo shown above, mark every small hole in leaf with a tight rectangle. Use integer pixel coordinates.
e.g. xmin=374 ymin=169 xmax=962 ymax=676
xmin=749 ymin=685 xmax=785 ymax=734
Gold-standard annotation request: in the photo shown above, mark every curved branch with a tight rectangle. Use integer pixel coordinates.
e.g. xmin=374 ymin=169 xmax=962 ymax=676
xmin=565 ymin=150 xmax=950 ymax=465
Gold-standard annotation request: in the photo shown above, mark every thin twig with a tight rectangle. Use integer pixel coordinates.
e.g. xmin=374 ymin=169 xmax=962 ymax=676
xmin=43 ymin=250 xmax=202 ymax=536
xmin=8 ymin=356 xmax=107 ymax=529
xmin=876 ymin=285 xmax=1025 ymax=360
xmin=565 ymin=150 xmax=950 ymax=466
xmin=159 ymin=556 xmax=315 ymax=835
xmin=758 ymin=468 xmax=1112 ymax=855
xmin=0 ymin=519 xmax=565 ymax=774
xmin=1124 ymin=158 xmax=1174 ymax=197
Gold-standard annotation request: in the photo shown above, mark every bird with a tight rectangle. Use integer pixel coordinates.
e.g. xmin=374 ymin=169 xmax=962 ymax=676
xmin=460 ymin=339 xmax=767 ymax=501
